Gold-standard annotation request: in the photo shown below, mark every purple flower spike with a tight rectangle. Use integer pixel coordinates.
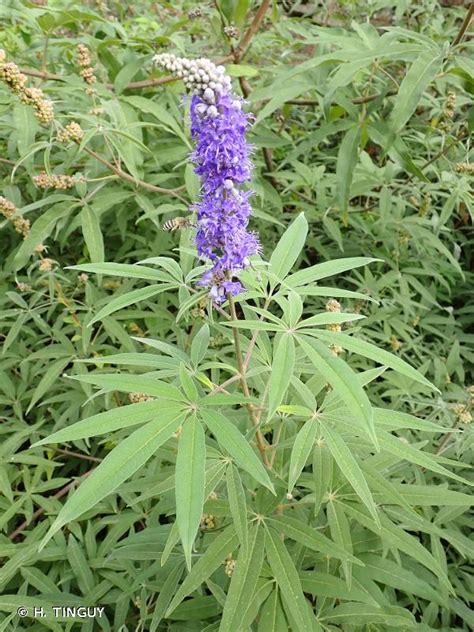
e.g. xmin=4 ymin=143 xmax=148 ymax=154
xmin=154 ymin=53 xmax=260 ymax=303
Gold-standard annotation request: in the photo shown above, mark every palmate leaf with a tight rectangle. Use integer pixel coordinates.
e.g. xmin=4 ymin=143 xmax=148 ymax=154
xmin=39 ymin=409 xmax=185 ymax=549
xmin=201 ymin=410 xmax=274 ymax=493
xmin=297 ymin=335 xmax=377 ymax=448
xmin=175 ymin=417 xmax=206 ymax=570
xmin=327 ymin=500 xmax=354 ymax=589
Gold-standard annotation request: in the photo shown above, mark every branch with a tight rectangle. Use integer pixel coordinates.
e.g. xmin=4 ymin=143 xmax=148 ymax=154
xmin=8 ymin=470 xmax=92 ymax=541
xmin=235 ymin=0 xmax=272 ymax=60
xmin=82 ymin=146 xmax=188 ymax=202
xmin=452 ymin=2 xmax=474 ymax=46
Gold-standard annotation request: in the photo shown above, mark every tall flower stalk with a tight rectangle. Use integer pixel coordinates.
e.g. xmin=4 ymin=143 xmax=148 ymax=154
xmin=154 ymin=54 xmax=260 ymax=303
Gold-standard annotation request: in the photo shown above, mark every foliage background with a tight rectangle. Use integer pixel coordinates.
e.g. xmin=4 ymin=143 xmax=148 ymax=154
xmin=0 ymin=0 xmax=473 ymax=630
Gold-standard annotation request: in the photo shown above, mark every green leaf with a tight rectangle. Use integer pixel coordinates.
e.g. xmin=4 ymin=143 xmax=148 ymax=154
xmin=67 ymin=262 xmax=171 ymax=282
xmin=201 ymin=410 xmax=274 ymax=493
xmin=150 ymin=563 xmax=184 ymax=631
xmin=69 ymin=373 xmax=184 ymax=401
xmin=298 ymin=335 xmax=377 ymax=448
xmin=265 ymin=526 xmax=314 ymax=632
xmin=378 ymin=431 xmax=472 ymax=486
xmin=166 ymin=525 xmax=239 ymax=616
xmin=297 ymin=312 xmax=365 ymax=328
xmin=220 ymin=524 xmax=265 ymax=632
xmin=81 ymin=205 xmax=104 ymax=263
xmin=40 ymin=409 xmax=185 ymax=549
xmin=267 ymin=515 xmax=362 ymax=565
xmin=389 ymin=48 xmax=444 ymax=133
xmin=190 ymin=323 xmax=210 ymax=367
xmin=175 ymin=417 xmax=206 ymax=570
xmin=320 ymin=603 xmax=416 ymax=627
xmin=356 ymin=553 xmax=444 ymax=605
xmin=322 ymin=424 xmax=379 ymax=525
xmin=336 ymin=125 xmax=361 ymax=212
xmin=15 ymin=203 xmax=74 ymax=270
xmin=27 ymin=357 xmax=71 ymax=414
xmin=300 ymin=571 xmax=377 ymax=605
xmin=226 ymin=464 xmax=248 ymax=557
xmin=267 ymin=332 xmax=295 ymax=420
xmin=32 ymin=400 xmax=182 ymax=446
xmin=258 ymin=589 xmax=288 ymax=632
xmin=269 ymin=213 xmax=308 ymax=282
xmin=327 ymin=500 xmax=353 ymax=589
xmin=312 ymin=330 xmax=438 ymax=391
xmin=288 ymin=419 xmax=318 ymax=493
xmin=88 ymin=285 xmax=173 ymax=325
xmin=285 ymin=257 xmax=378 ymax=288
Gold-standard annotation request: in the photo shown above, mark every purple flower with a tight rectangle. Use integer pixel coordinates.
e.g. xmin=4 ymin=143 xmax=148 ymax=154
xmin=153 ymin=54 xmax=260 ymax=303
xmin=190 ymin=92 xmax=259 ymax=303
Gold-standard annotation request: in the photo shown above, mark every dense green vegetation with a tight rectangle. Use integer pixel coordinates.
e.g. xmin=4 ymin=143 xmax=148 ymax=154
xmin=0 ymin=0 xmax=473 ymax=630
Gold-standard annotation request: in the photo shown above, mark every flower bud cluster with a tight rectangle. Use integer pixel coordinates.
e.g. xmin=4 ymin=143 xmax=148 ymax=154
xmin=0 ymin=196 xmax=30 ymax=239
xmin=38 ymin=258 xmax=55 ymax=272
xmin=33 ymin=172 xmax=83 ymax=189
xmin=0 ymin=196 xmax=16 ymax=219
xmin=187 ymin=8 xmax=202 ymax=19
xmin=128 ymin=392 xmax=154 ymax=403
xmin=77 ymin=44 xmax=97 ymax=91
xmin=200 ymin=514 xmax=217 ymax=530
xmin=224 ymin=554 xmax=236 ymax=577
xmin=455 ymin=162 xmax=474 ymax=175
xmin=224 ymin=25 xmax=239 ymax=38
xmin=453 ymin=403 xmax=472 ymax=425
xmin=444 ymin=90 xmax=456 ymax=120
xmin=154 ymin=53 xmax=232 ymax=101
xmin=325 ymin=299 xmax=341 ymax=313
xmin=57 ymin=121 xmax=84 ymax=143
xmin=325 ymin=299 xmax=343 ymax=354
xmin=0 ymin=50 xmax=54 ymax=124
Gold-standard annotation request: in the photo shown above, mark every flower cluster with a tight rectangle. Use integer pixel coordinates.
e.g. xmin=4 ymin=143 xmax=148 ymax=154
xmin=0 ymin=196 xmax=30 ymax=239
xmin=77 ymin=44 xmax=97 ymax=94
xmin=455 ymin=162 xmax=474 ymax=175
xmin=154 ymin=53 xmax=259 ymax=302
xmin=224 ymin=25 xmax=239 ymax=38
xmin=325 ymin=298 xmax=343 ymax=356
xmin=57 ymin=121 xmax=84 ymax=144
xmin=453 ymin=403 xmax=472 ymax=425
xmin=33 ymin=172 xmax=83 ymax=189
xmin=0 ymin=49 xmax=54 ymax=124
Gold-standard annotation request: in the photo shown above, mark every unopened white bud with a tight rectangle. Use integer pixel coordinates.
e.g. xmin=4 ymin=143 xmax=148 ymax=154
xmin=203 ymin=87 xmax=215 ymax=103
xmin=207 ymin=105 xmax=218 ymax=117
xmin=224 ymin=179 xmax=234 ymax=189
